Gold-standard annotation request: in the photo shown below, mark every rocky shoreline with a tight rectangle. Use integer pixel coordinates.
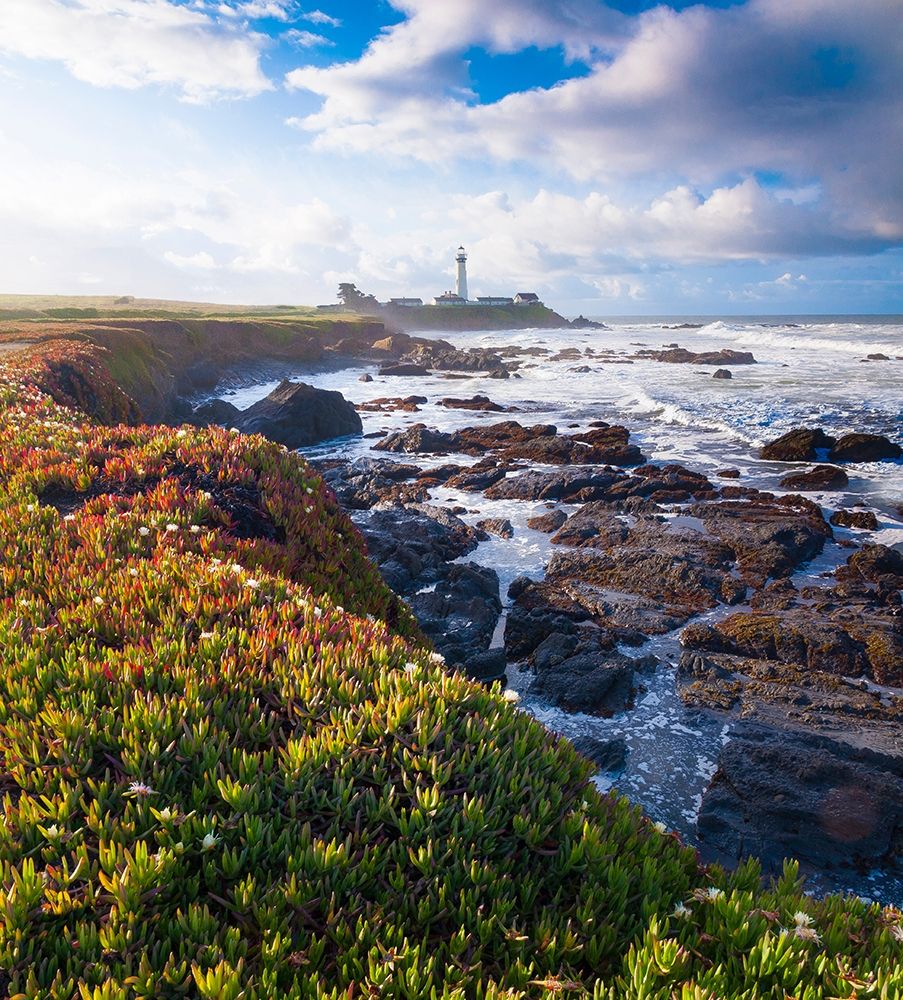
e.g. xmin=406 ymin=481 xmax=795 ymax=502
xmin=187 ymin=333 xmax=903 ymax=896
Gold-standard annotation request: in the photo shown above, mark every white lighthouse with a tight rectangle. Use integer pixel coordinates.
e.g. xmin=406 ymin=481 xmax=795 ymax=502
xmin=455 ymin=246 xmax=468 ymax=301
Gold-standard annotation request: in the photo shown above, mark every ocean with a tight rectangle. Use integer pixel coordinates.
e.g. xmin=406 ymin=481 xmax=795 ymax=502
xmin=220 ymin=314 xmax=903 ymax=901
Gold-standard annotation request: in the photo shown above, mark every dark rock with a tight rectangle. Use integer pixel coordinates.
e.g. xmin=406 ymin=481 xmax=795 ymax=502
xmin=411 ymin=562 xmax=502 ymax=671
xmin=529 ymin=653 xmax=636 ymax=716
xmin=445 ymin=463 xmax=509 ymax=492
xmin=358 ymin=373 xmax=374 ymax=382
xmin=830 ymin=508 xmax=879 ymax=530
xmin=357 ymin=395 xmax=428 ymax=413
xmin=233 ymin=380 xmax=362 ymax=448
xmin=829 ymin=433 xmax=902 ymax=463
xmin=464 ymin=648 xmax=507 ymax=683
xmin=487 ymin=368 xmax=511 ymax=379
xmin=352 ymin=503 xmax=486 ymax=594
xmin=527 ymin=509 xmax=568 ymax=532
xmin=638 ymin=347 xmax=756 ymax=365
xmin=486 ymin=469 xmax=623 ymax=503
xmin=476 ymin=517 xmax=514 ymax=539
xmin=779 ymin=465 xmax=849 ymax=491
xmin=378 ymin=363 xmax=432 ymax=376
xmin=712 ymin=368 xmax=733 ymax=379
xmin=866 ymin=353 xmax=891 ymax=361
xmin=374 ymin=424 xmax=456 ymax=455
xmin=569 ymin=736 xmax=627 ymax=773
xmin=760 ymin=428 xmax=836 ymax=462
xmin=439 ymin=395 xmax=507 ymax=412
xmin=456 ymin=421 xmax=557 ymax=454
xmin=570 ymin=316 xmax=609 ymax=330
xmin=315 ymin=458 xmax=426 ymax=510
xmin=191 ymin=398 xmax=240 ymax=427
xmin=697 ymin=728 xmax=903 ymax=875
xmin=716 ymin=468 xmax=741 ymax=478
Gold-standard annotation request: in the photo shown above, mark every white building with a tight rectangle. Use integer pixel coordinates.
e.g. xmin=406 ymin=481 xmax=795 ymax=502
xmin=455 ymin=246 xmax=469 ymax=301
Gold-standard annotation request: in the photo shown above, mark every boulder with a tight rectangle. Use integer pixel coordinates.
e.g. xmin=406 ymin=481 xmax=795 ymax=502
xmin=697 ymin=728 xmax=903 ymax=874
xmin=233 ymin=380 xmax=362 ymax=448
xmin=374 ymin=424 xmax=456 ymax=455
xmin=530 ymin=652 xmax=637 ymax=716
xmin=476 ymin=517 xmax=514 ymax=539
xmin=439 ymin=395 xmax=507 ymax=412
xmin=378 ymin=363 xmax=432 ymax=376
xmin=191 ymin=398 xmax=240 ymax=427
xmin=569 ymin=736 xmax=627 ymax=772
xmin=313 ymin=458 xmax=426 ymax=510
xmin=830 ymin=508 xmax=879 ymax=530
xmin=759 ymin=427 xmax=836 ymax=462
xmin=712 ymin=368 xmax=733 ymax=379
xmin=527 ymin=509 xmax=568 ymax=532
xmin=779 ymin=465 xmax=849 ymax=491
xmin=829 ymin=433 xmax=902 ymax=463
xmin=358 ymin=373 xmax=374 ymax=382
xmin=639 ymin=348 xmax=756 ymax=365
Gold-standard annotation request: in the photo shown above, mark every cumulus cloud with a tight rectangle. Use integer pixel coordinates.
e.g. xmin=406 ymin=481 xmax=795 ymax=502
xmin=285 ymin=0 xmax=903 ymax=247
xmin=0 ymin=0 xmax=272 ymax=102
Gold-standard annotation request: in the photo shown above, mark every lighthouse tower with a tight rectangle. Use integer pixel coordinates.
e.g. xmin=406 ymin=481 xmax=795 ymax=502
xmin=455 ymin=246 xmax=468 ymax=301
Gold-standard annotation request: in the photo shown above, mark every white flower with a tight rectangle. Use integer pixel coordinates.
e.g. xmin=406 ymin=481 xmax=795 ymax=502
xmin=692 ymin=886 xmax=724 ymax=902
xmin=201 ymin=832 xmax=219 ymax=851
xmin=231 ymin=563 xmax=243 ymax=575
xmin=93 ymin=596 xmax=104 ymax=606
xmin=128 ymin=567 xmax=139 ymax=577
xmin=502 ymin=689 xmax=521 ymax=704
xmin=404 ymin=661 xmax=418 ymax=674
xmin=176 ymin=429 xmax=188 ymax=439
xmin=672 ymin=901 xmax=692 ymax=920
xmin=429 ymin=652 xmax=445 ymax=664
xmin=793 ymin=925 xmax=821 ymax=944
xmin=313 ymin=606 xmax=322 ymax=618
xmin=190 ymin=525 xmax=201 ymax=534
xmin=26 ymin=504 xmax=34 ymax=512
xmin=305 ymin=486 xmax=313 ymax=495
xmin=43 ymin=824 xmax=62 ymax=840
xmin=653 ymin=821 xmax=668 ymax=834
xmin=200 ymin=631 xmax=214 ymax=640
xmin=890 ymin=924 xmax=903 ymax=943
xmin=127 ymin=781 xmax=154 ymax=797
xmin=64 ymin=513 xmax=75 ymax=521
xmin=792 ymin=911 xmax=813 ymax=928
xmin=138 ymin=526 xmax=150 ymax=537
xmin=245 ymin=578 xmax=260 ymax=590
xmin=155 ymin=807 xmax=175 ymax=822
xmin=165 ymin=523 xmax=179 ymax=533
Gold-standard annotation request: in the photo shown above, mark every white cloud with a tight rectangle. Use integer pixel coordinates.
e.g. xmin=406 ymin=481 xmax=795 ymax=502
xmin=302 ymin=9 xmax=341 ymax=28
xmin=285 ymin=29 xmax=333 ymax=48
xmin=285 ymin=0 xmax=903 ymax=246
xmin=0 ymin=0 xmax=272 ymax=102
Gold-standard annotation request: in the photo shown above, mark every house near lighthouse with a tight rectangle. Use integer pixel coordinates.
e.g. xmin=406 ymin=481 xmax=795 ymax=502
xmin=430 ymin=246 xmax=541 ymax=307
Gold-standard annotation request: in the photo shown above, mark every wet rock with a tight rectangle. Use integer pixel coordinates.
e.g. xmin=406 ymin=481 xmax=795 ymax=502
xmin=410 ymin=562 xmax=502 ymax=675
xmin=359 ymin=373 xmax=374 ymax=382
xmin=351 ymin=503 xmax=486 ymax=593
xmin=779 ymin=465 xmax=849 ymax=491
xmin=378 ymin=363 xmax=432 ymax=376
xmin=716 ymin=468 xmax=741 ymax=478
xmin=476 ymin=517 xmax=514 ymax=539
xmin=374 ymin=424 xmax=456 ymax=455
xmin=402 ymin=344 xmax=505 ymax=372
xmin=500 ymin=432 xmax=643 ymax=467
xmin=487 ymin=368 xmax=511 ymax=379
xmin=687 ymin=496 xmax=832 ymax=587
xmin=712 ymin=368 xmax=733 ymax=379
xmin=465 ymin=648 xmax=507 ymax=683
xmin=439 ymin=395 xmax=508 ymax=411
xmin=830 ymin=508 xmax=879 ymax=530
xmin=638 ymin=347 xmax=756 ymax=365
xmin=866 ymin=353 xmax=891 ymax=361
xmin=569 ymin=316 xmax=609 ymax=330
xmin=233 ymin=380 xmax=362 ymax=448
xmin=569 ymin=735 xmax=627 ymax=773
xmin=530 ymin=653 xmax=636 ymax=716
xmin=829 ymin=433 xmax=902 ymax=463
xmin=191 ymin=398 xmax=240 ymax=427
xmin=486 ymin=469 xmax=624 ymax=502
xmin=760 ymin=428 xmax=836 ymax=462
xmin=314 ymin=458 xmax=426 ymax=510
xmin=697 ymin=728 xmax=903 ymax=875
xmin=445 ymin=462 xmax=509 ymax=492
xmin=357 ymin=395 xmax=428 ymax=412
xmin=527 ymin=509 xmax=568 ymax=532
xmin=456 ymin=421 xmax=557 ymax=454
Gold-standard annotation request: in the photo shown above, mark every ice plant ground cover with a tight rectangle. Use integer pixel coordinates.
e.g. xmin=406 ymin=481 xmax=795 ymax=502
xmin=0 ymin=338 xmax=901 ymax=998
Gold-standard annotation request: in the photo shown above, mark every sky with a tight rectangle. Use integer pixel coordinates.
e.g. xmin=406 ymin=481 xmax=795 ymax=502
xmin=0 ymin=0 xmax=901 ymax=315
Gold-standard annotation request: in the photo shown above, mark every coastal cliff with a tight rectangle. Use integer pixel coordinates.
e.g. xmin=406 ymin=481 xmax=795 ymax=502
xmin=0 ymin=325 xmax=901 ymax=997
